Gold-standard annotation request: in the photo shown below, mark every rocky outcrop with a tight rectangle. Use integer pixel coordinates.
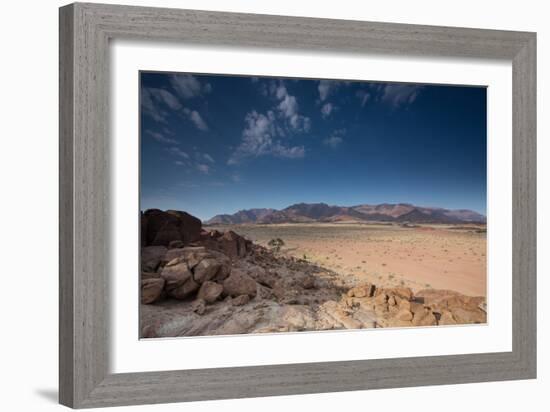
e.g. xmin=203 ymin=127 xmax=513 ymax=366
xmin=140 ymin=277 xmax=165 ymax=304
xmin=222 ymin=270 xmax=258 ymax=298
xmin=141 ymin=209 xmax=201 ymax=247
xmin=140 ymin=210 xmax=487 ymax=338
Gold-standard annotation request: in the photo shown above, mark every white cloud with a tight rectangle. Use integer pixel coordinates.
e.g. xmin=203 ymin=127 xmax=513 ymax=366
xmin=323 ymin=128 xmax=346 ymax=149
xmin=168 ymin=147 xmax=190 ymax=159
xmin=196 ymin=164 xmax=210 ymax=174
xmin=380 ymin=84 xmax=423 ymax=108
xmin=272 ymin=143 xmax=305 ymax=158
xmin=170 ymin=74 xmax=212 ymax=99
xmin=146 ymin=130 xmax=178 ymax=144
xmin=202 ymin=153 xmax=215 ymax=163
xmin=183 ymin=108 xmax=209 ymax=131
xmin=321 ymin=102 xmax=334 ymax=118
xmin=356 ymin=89 xmax=371 ymax=107
xmin=228 ymin=110 xmax=305 ymax=164
xmin=323 ymin=136 xmax=343 ymax=148
xmin=274 ymin=83 xmax=311 ymax=132
xmin=141 ymin=89 xmax=161 ymax=120
xmin=318 ymin=80 xmax=340 ymax=101
xmin=229 ymin=80 xmax=311 ymax=164
xmin=149 ymin=88 xmax=182 ymax=110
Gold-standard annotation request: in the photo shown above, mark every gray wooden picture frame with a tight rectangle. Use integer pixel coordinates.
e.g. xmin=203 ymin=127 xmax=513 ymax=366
xmin=59 ymin=2 xmax=536 ymax=409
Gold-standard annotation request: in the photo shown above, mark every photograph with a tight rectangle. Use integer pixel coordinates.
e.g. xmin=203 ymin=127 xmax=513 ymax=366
xmin=139 ymin=71 xmax=488 ymax=338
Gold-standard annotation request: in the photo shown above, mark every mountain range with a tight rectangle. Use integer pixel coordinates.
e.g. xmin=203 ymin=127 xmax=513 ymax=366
xmin=204 ymin=203 xmax=486 ymax=225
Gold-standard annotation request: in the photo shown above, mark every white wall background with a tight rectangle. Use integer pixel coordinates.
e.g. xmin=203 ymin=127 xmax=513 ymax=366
xmin=0 ymin=1 xmax=546 ymax=411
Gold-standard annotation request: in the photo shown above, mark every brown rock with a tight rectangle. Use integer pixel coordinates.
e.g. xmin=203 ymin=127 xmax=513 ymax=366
xmin=218 ymin=230 xmax=250 ymax=258
xmin=141 ymin=278 xmax=165 ymax=304
xmin=320 ymin=301 xmax=362 ymax=329
xmin=409 ymin=301 xmax=425 ymax=314
xmin=412 ymin=308 xmax=437 ymax=326
xmin=252 ymin=268 xmax=279 ymax=288
xmin=232 ymin=294 xmax=250 ymax=306
xmin=163 ymin=246 xmax=207 ymax=268
xmin=380 ymin=287 xmax=414 ymax=302
xmin=197 ymin=281 xmax=223 ymax=303
xmin=168 ymin=240 xmax=185 ymax=249
xmin=416 ymin=289 xmax=484 ymax=311
xmin=438 ymin=310 xmax=457 ymax=325
xmin=399 ymin=299 xmax=411 ymax=311
xmin=375 ymin=303 xmax=389 ymax=314
xmin=374 ymin=293 xmax=388 ymax=305
xmin=192 ymin=298 xmax=206 ymax=315
xmin=301 ymin=275 xmax=315 ymax=289
xmin=212 ymin=264 xmax=232 ymax=282
xmin=395 ymin=309 xmax=413 ymax=321
xmin=141 ymin=272 xmax=161 ymax=280
xmin=388 ymin=296 xmax=397 ymax=306
xmin=160 ymin=261 xmax=199 ymax=299
xmin=348 ymin=283 xmax=375 ymax=298
xmin=223 ymin=270 xmax=258 ymax=298
xmin=256 ymin=284 xmax=275 ymax=300
xmin=193 ymin=258 xmax=222 ymax=283
xmin=383 ymin=319 xmax=413 ymax=328
xmin=142 ymin=209 xmax=201 ymax=247
xmin=141 ymin=245 xmax=167 ymax=272
xmin=450 ymin=308 xmax=486 ymax=324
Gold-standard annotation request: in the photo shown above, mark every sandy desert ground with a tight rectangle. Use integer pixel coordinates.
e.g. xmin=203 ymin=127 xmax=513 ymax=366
xmin=208 ymin=222 xmax=487 ymax=297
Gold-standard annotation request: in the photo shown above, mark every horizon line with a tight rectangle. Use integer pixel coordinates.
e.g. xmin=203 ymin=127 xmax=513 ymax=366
xmin=140 ymin=200 xmax=487 ymax=221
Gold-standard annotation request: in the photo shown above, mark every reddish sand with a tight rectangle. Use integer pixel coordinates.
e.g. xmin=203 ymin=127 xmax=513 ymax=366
xmin=210 ymin=223 xmax=487 ymax=297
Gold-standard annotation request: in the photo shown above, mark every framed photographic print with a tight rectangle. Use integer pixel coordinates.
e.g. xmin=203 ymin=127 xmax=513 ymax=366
xmin=59 ymin=2 xmax=536 ymax=408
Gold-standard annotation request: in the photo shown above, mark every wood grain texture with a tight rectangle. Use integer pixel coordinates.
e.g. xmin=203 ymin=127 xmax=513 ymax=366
xmin=59 ymin=2 xmax=537 ymax=408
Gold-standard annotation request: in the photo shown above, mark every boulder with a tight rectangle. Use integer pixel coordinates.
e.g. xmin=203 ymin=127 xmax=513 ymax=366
xmin=167 ymin=210 xmax=202 ymax=242
xmin=383 ymin=319 xmax=413 ymax=328
xmin=141 ymin=245 xmax=167 ymax=272
xmin=279 ymin=305 xmax=318 ymax=331
xmin=416 ymin=289 xmax=484 ymax=311
xmin=218 ymin=230 xmax=250 ymax=258
xmin=192 ymin=299 xmax=206 ymax=315
xmin=347 ymin=283 xmax=375 ymax=298
xmin=375 ymin=303 xmax=389 ymax=314
xmin=399 ymin=299 xmax=411 ymax=311
xmin=171 ymin=246 xmax=209 ymax=269
xmin=193 ymin=258 xmax=222 ymax=283
xmin=412 ymin=308 xmax=437 ymax=326
xmin=378 ymin=287 xmax=414 ymax=302
xmin=142 ymin=209 xmax=201 ymax=247
xmin=168 ymin=240 xmax=185 ymax=249
xmin=252 ymin=268 xmax=279 ymax=288
xmin=374 ymin=293 xmax=388 ymax=305
xmin=141 ymin=272 xmax=161 ymax=280
xmin=438 ymin=310 xmax=457 ymax=325
xmin=223 ymin=270 xmax=258 ymax=298
xmin=141 ymin=278 xmax=165 ymax=304
xmin=232 ymin=294 xmax=250 ymax=306
xmin=160 ymin=260 xmax=198 ymax=299
xmin=197 ymin=281 xmax=223 ymax=303
xmin=320 ymin=301 xmax=362 ymax=329
xmin=395 ymin=309 xmax=413 ymax=321
xmin=449 ymin=308 xmax=486 ymax=324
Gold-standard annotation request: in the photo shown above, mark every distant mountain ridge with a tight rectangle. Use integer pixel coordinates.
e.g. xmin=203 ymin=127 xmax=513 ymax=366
xmin=205 ymin=202 xmax=486 ymax=225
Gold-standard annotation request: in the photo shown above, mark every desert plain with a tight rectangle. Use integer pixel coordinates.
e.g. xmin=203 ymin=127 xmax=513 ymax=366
xmin=140 ymin=208 xmax=488 ymax=337
xmin=208 ymin=222 xmax=487 ymax=298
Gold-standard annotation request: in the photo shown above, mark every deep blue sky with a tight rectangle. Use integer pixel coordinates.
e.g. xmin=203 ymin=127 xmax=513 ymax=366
xmin=140 ymin=72 xmax=487 ymax=221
